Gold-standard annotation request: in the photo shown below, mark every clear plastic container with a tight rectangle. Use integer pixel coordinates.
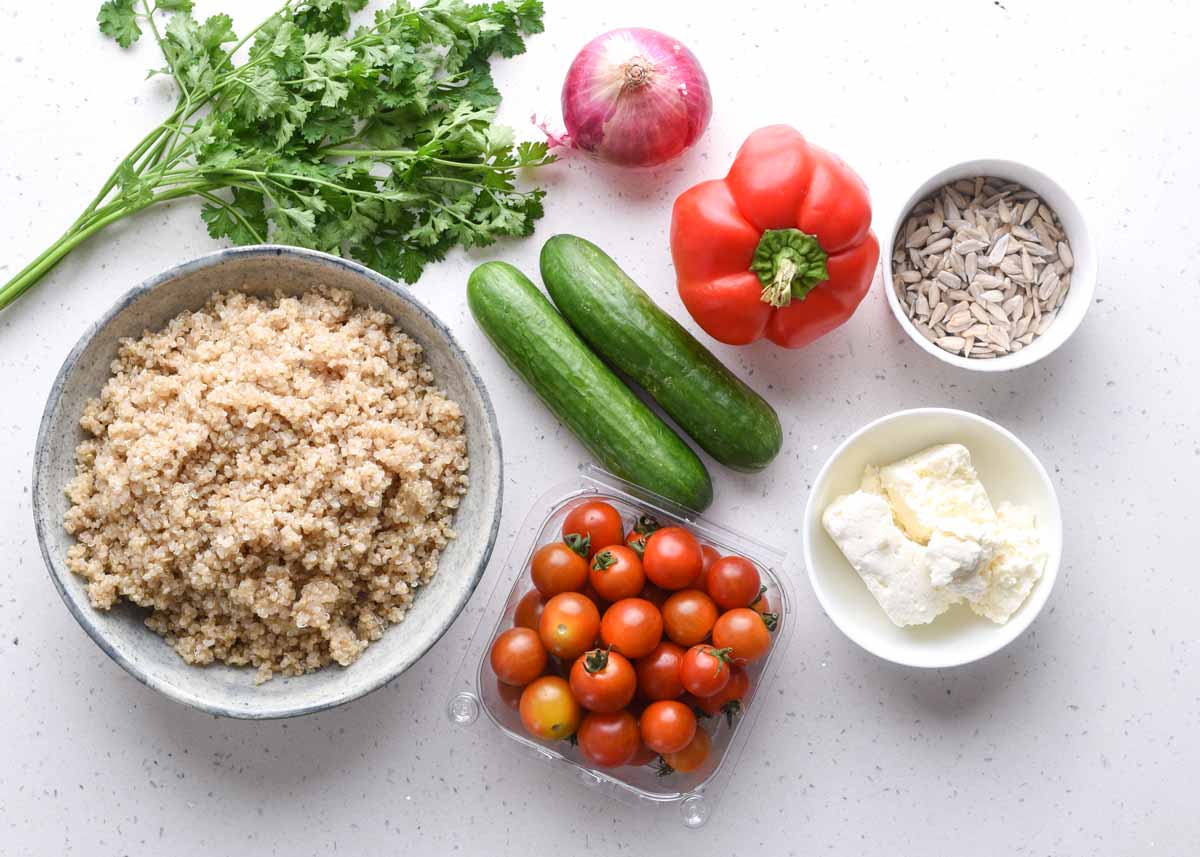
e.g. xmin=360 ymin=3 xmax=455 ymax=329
xmin=446 ymin=466 xmax=794 ymax=828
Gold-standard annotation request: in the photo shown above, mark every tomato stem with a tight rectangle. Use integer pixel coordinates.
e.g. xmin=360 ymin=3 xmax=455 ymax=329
xmin=564 ymin=533 xmax=591 ymax=557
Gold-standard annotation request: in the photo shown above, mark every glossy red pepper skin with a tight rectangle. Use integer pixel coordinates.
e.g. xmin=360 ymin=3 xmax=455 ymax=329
xmin=670 ymin=125 xmax=880 ymax=349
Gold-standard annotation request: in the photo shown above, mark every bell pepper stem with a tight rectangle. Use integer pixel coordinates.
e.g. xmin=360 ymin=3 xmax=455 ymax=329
xmin=750 ymin=227 xmax=830 ymax=308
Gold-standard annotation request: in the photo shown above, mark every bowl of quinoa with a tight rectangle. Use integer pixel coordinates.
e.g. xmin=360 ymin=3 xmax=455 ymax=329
xmin=33 ymin=246 xmax=503 ymax=718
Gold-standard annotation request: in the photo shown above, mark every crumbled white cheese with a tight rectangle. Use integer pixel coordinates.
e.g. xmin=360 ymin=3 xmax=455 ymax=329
xmin=926 ymin=531 xmax=990 ymax=601
xmin=970 ymin=502 xmax=1047 ymax=623
xmin=821 ymin=490 xmax=957 ymax=627
xmin=879 ymin=444 xmax=997 ymax=545
xmin=823 ymin=444 xmax=1046 ymax=628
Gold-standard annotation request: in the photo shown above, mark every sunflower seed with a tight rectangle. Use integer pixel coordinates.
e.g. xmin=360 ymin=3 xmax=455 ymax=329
xmin=892 ymin=176 xmax=1074 ymax=358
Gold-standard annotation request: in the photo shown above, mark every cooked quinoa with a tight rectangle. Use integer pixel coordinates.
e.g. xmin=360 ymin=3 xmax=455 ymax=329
xmin=63 ymin=288 xmax=469 ymax=681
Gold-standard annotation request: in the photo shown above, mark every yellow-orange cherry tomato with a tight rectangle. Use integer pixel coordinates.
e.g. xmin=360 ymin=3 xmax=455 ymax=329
xmin=519 ymin=676 xmax=581 ymax=741
xmin=712 ymin=607 xmax=772 ymax=662
xmin=539 ymin=592 xmax=601 ymax=661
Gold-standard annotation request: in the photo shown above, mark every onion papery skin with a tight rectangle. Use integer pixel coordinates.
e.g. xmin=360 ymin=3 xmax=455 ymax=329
xmin=561 ymin=28 xmax=712 ymax=168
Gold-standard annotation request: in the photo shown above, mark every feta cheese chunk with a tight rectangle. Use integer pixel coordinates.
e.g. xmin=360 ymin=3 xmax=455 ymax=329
xmin=970 ymin=502 xmax=1047 ymax=623
xmin=822 ymin=490 xmax=957 ymax=627
xmin=879 ymin=443 xmax=997 ymax=544
xmin=926 ymin=531 xmax=990 ymax=601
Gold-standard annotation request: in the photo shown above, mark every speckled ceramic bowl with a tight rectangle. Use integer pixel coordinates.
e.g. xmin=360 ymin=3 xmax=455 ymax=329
xmin=33 ymin=246 xmax=503 ymax=719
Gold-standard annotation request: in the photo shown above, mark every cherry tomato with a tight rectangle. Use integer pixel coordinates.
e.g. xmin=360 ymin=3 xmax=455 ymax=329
xmin=496 ymin=679 xmax=524 ymax=710
xmin=704 ymin=555 xmax=762 ymax=610
xmin=489 ymin=627 xmax=548 ymax=686
xmin=696 ymin=665 xmax=749 ymax=726
xmin=680 ymin=644 xmax=733 ymax=697
xmin=642 ymin=527 xmax=704 ymax=590
xmin=750 ymin=587 xmax=779 ymax=630
xmin=600 ymin=598 xmax=663 ymax=659
xmin=530 ymin=542 xmax=589 ymax=597
xmin=539 ymin=592 xmax=601 ymax=661
xmin=700 ymin=544 xmax=721 ymax=574
xmin=660 ymin=728 xmax=712 ymax=774
xmin=589 ymin=545 xmax=645 ymax=602
xmin=712 ymin=607 xmax=772 ymax=662
xmin=577 ymin=710 xmax=640 ymax=767
xmin=624 ymin=515 xmax=662 ymax=557
xmin=635 ymin=641 xmax=686 ymax=701
xmin=661 ymin=589 xmax=719 ymax=647
xmin=519 ymin=676 xmax=581 ymax=741
xmin=569 ymin=648 xmax=636 ymax=712
xmin=562 ymin=500 xmax=624 ymax=557
xmin=639 ymin=700 xmax=697 ymax=755
xmin=627 ymin=740 xmax=659 ymax=767
xmin=513 ymin=589 xmax=546 ymax=630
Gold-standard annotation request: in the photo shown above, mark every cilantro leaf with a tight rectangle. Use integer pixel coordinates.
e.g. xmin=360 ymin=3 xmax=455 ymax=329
xmin=98 ymin=0 xmax=141 ymax=48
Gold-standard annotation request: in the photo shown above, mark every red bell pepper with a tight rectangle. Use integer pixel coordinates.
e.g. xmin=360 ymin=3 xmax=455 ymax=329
xmin=670 ymin=125 xmax=879 ymax=348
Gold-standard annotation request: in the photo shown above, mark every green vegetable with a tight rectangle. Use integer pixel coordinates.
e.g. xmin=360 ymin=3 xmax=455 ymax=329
xmin=539 ymin=235 xmax=783 ymax=473
xmin=0 ymin=0 xmax=553 ymax=312
xmin=467 ymin=261 xmax=714 ymax=511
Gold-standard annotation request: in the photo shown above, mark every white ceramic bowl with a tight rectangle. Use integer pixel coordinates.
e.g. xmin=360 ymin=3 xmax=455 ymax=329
xmin=882 ymin=159 xmax=1096 ymax=371
xmin=802 ymin=408 xmax=1062 ymax=668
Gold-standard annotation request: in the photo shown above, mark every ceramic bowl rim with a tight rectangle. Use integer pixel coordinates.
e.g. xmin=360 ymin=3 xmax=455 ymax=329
xmin=801 ymin=407 xmax=1062 ymax=668
xmin=32 ymin=244 xmax=503 ymax=718
xmin=880 ymin=157 xmax=1097 ymax=372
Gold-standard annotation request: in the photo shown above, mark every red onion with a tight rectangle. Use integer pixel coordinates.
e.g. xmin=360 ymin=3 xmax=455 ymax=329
xmin=557 ymin=28 xmax=712 ymax=168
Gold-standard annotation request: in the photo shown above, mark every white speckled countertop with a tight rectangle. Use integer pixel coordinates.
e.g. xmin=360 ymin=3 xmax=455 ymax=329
xmin=2 ymin=1 xmax=1197 ymax=853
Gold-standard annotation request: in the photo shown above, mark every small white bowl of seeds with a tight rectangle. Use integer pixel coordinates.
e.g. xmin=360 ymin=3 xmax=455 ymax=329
xmin=882 ymin=159 xmax=1095 ymax=371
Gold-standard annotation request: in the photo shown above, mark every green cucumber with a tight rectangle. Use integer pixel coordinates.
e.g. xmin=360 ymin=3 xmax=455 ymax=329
xmin=467 ymin=261 xmax=714 ymax=511
xmin=539 ymin=234 xmax=783 ymax=473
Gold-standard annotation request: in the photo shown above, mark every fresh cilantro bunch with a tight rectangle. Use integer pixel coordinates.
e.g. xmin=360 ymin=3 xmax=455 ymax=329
xmin=1 ymin=0 xmax=551 ymax=310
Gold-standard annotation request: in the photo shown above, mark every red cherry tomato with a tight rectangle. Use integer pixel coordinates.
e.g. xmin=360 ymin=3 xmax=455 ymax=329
xmin=661 ymin=589 xmax=719 ymax=647
xmin=577 ymin=710 xmax=641 ymax=767
xmin=635 ymin=641 xmax=686 ymax=701
xmin=703 ymin=555 xmax=762 ymax=610
xmin=627 ymin=740 xmax=659 ymax=767
xmin=642 ymin=527 xmax=704 ymax=590
xmin=696 ymin=665 xmax=749 ymax=726
xmin=712 ymin=607 xmax=772 ymax=662
xmin=680 ymin=644 xmax=733 ymax=697
xmin=569 ymin=648 xmax=637 ymax=713
xmin=489 ymin=627 xmax=548 ymax=686
xmin=530 ymin=542 xmax=589 ymax=596
xmin=661 ymin=728 xmax=712 ymax=774
xmin=640 ymin=700 xmax=697 ymax=755
xmin=519 ymin=676 xmax=581 ymax=741
xmin=700 ymin=544 xmax=721 ymax=574
xmin=589 ymin=545 xmax=646 ymax=602
xmin=539 ymin=592 xmax=601 ymax=661
xmin=562 ymin=500 xmax=624 ymax=557
xmin=599 ymin=598 xmax=663 ymax=659
xmin=513 ymin=589 xmax=546 ymax=630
